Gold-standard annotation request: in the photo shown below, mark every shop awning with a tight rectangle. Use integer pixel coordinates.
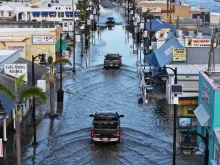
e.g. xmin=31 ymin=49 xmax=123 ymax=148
xmin=65 ymin=11 xmax=73 ymax=16
xmin=32 ymin=12 xmax=40 ymax=16
xmin=41 ymin=12 xmax=49 ymax=16
xmin=0 ymin=93 xmax=15 ymax=124
xmin=146 ymin=53 xmax=159 ymax=68
xmin=49 ymin=12 xmax=56 ymax=15
xmin=56 ymin=39 xmax=68 ymax=52
xmin=145 ymin=19 xmax=176 ymax=32
xmin=194 ymin=104 xmax=210 ymax=127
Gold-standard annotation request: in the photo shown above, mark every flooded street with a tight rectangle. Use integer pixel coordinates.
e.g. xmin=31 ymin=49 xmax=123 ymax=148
xmin=23 ymin=6 xmax=173 ymax=165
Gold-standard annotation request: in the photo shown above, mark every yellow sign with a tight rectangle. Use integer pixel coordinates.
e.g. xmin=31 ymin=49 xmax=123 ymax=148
xmin=173 ymin=48 xmax=186 ymax=61
xmin=161 ymin=28 xmax=170 ymax=32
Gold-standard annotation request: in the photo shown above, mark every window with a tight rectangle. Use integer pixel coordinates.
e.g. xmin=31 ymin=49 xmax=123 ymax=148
xmin=64 ymin=23 xmax=68 ymax=27
xmin=70 ymin=22 xmax=72 ymax=25
xmin=66 ymin=7 xmax=68 ymax=10
xmin=8 ymin=12 xmax=11 ymax=17
xmin=51 ymin=0 xmax=54 ymax=3
xmin=55 ymin=0 xmax=59 ymax=3
xmin=56 ymin=7 xmax=58 ymax=10
xmin=1 ymin=11 xmax=3 ymax=17
xmin=187 ymin=107 xmax=195 ymax=115
xmin=58 ymin=12 xmax=64 ymax=17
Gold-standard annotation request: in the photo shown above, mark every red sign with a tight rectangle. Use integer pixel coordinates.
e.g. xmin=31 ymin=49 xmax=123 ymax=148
xmin=8 ymin=46 xmax=24 ymax=52
xmin=0 ymin=139 xmax=3 ymax=157
xmin=179 ymin=100 xmax=198 ymax=105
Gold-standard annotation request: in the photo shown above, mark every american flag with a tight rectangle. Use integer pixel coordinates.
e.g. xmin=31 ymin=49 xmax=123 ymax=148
xmin=0 ymin=139 xmax=3 ymax=157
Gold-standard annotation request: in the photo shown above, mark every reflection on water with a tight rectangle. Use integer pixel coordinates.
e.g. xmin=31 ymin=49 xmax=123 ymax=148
xmin=0 ymin=24 xmax=56 ymax=28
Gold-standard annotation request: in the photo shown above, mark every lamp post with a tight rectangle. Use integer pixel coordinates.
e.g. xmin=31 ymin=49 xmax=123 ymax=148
xmin=182 ymin=131 xmax=209 ymax=165
xmin=57 ymin=32 xmax=69 ymax=103
xmin=32 ymin=54 xmax=46 ymax=146
xmin=165 ymin=66 xmax=177 ymax=165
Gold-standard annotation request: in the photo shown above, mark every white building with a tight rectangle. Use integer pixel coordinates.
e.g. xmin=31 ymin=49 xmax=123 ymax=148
xmin=16 ymin=5 xmax=78 ymax=22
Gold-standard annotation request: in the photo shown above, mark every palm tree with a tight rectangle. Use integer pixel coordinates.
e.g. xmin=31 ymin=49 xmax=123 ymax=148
xmin=0 ymin=74 xmax=47 ymax=165
xmin=75 ymin=0 xmax=91 ymax=20
xmin=47 ymin=56 xmax=71 ymax=117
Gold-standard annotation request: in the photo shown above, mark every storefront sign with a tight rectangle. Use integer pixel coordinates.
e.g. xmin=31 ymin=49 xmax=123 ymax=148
xmin=0 ymin=139 xmax=2 ymax=157
xmin=8 ymin=46 xmax=24 ymax=52
xmin=173 ymin=48 xmax=186 ymax=61
xmin=179 ymin=100 xmax=198 ymax=105
xmin=4 ymin=64 xmax=27 ymax=82
xmin=161 ymin=28 xmax=170 ymax=32
xmin=32 ymin=36 xmax=54 ymax=45
xmin=142 ymin=7 xmax=161 ymax=13
xmin=202 ymin=83 xmax=210 ymax=105
xmin=185 ymin=38 xmax=211 ymax=47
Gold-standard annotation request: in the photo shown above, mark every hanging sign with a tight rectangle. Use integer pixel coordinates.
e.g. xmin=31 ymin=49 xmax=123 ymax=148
xmin=4 ymin=64 xmax=28 ymax=82
xmin=173 ymin=48 xmax=186 ymax=61
xmin=0 ymin=139 xmax=3 ymax=157
xmin=185 ymin=38 xmax=211 ymax=47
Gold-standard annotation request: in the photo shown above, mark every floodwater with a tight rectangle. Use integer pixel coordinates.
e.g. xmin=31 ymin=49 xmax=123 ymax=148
xmin=22 ymin=5 xmax=173 ymax=165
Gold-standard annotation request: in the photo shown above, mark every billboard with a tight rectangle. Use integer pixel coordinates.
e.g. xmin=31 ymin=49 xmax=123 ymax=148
xmin=185 ymin=38 xmax=211 ymax=47
xmin=173 ymin=48 xmax=186 ymax=61
xmin=32 ymin=36 xmax=54 ymax=45
xmin=4 ymin=64 xmax=28 ymax=82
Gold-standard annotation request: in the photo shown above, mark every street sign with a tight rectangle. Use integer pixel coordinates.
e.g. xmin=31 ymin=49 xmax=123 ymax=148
xmin=0 ymin=139 xmax=3 ymax=157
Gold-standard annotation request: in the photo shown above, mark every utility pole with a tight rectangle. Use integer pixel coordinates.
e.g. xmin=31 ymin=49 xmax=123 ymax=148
xmin=169 ymin=0 xmax=172 ymax=24
xmin=208 ymin=28 xmax=217 ymax=72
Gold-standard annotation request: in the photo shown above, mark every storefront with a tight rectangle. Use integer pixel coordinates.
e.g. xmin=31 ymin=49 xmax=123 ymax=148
xmin=195 ymin=71 xmax=220 ymax=165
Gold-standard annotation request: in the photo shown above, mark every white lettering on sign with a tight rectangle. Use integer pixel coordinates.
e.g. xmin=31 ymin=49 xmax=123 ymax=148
xmin=8 ymin=46 xmax=24 ymax=52
xmin=4 ymin=64 xmax=28 ymax=82
xmin=165 ymin=46 xmax=174 ymax=56
xmin=0 ymin=139 xmax=2 ymax=157
xmin=32 ymin=36 xmax=54 ymax=45
xmin=202 ymin=83 xmax=210 ymax=105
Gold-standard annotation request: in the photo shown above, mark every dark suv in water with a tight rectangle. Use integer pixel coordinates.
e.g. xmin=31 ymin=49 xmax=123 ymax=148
xmin=106 ymin=17 xmax=115 ymax=24
xmin=89 ymin=111 xmax=124 ymax=143
xmin=104 ymin=53 xmax=122 ymax=69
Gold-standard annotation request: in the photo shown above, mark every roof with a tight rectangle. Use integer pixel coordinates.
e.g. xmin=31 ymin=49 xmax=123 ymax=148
xmin=2 ymin=2 xmax=28 ymax=9
xmin=0 ymin=28 xmax=56 ymax=33
xmin=166 ymin=64 xmax=220 ymax=75
xmin=0 ymin=50 xmax=19 ymax=63
xmin=145 ymin=19 xmax=176 ymax=32
xmin=0 ymin=37 xmax=27 ymax=42
xmin=146 ymin=34 xmax=183 ymax=69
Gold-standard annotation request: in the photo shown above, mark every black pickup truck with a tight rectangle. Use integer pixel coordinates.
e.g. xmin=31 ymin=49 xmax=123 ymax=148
xmin=89 ymin=111 xmax=124 ymax=143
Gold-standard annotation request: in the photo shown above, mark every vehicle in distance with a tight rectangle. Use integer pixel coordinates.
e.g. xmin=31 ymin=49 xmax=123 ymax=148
xmin=104 ymin=53 xmax=122 ymax=69
xmin=89 ymin=111 xmax=124 ymax=143
xmin=106 ymin=17 xmax=115 ymax=24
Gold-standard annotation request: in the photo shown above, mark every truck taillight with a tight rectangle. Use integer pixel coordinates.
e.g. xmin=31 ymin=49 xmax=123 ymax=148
xmin=116 ymin=130 xmax=120 ymax=137
xmin=104 ymin=60 xmax=107 ymax=64
xmin=117 ymin=60 xmax=121 ymax=64
xmin=91 ymin=129 xmax=95 ymax=137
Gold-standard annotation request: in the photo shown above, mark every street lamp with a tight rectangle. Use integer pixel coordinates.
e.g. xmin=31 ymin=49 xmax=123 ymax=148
xmin=32 ymin=54 xmax=46 ymax=146
xmin=164 ymin=66 xmax=177 ymax=165
xmin=57 ymin=32 xmax=69 ymax=103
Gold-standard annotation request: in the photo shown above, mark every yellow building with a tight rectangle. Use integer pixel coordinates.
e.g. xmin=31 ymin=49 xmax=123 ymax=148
xmin=0 ymin=26 xmax=62 ymax=62
xmin=137 ymin=1 xmax=210 ymax=23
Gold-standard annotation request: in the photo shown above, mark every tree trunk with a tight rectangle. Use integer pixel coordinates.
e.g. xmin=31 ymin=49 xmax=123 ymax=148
xmin=50 ymin=80 xmax=55 ymax=117
xmin=15 ymin=118 xmax=21 ymax=165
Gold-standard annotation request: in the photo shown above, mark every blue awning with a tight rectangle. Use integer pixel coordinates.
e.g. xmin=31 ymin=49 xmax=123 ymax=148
xmin=146 ymin=53 xmax=159 ymax=68
xmin=65 ymin=11 xmax=73 ymax=15
xmin=0 ymin=93 xmax=15 ymax=124
xmin=41 ymin=12 xmax=49 ymax=16
xmin=74 ymin=11 xmax=80 ymax=15
xmin=32 ymin=12 xmax=40 ymax=16
xmin=153 ymin=34 xmax=183 ymax=69
xmin=49 ymin=12 xmax=56 ymax=15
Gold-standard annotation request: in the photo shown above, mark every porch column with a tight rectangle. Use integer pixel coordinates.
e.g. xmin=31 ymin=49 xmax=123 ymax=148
xmin=25 ymin=12 xmax=28 ymax=21
xmin=13 ymin=108 xmax=16 ymax=130
xmin=3 ymin=118 xmax=7 ymax=142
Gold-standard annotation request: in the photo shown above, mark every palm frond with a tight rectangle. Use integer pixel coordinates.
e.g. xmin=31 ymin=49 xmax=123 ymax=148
xmin=15 ymin=74 xmax=25 ymax=90
xmin=47 ymin=56 xmax=53 ymax=66
xmin=19 ymin=87 xmax=47 ymax=103
xmin=52 ymin=57 xmax=72 ymax=70
xmin=0 ymin=82 xmax=15 ymax=100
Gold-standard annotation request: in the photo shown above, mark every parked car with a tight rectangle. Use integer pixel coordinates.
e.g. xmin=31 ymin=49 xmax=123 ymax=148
xmin=104 ymin=53 xmax=122 ymax=69
xmin=106 ymin=17 xmax=115 ymax=24
xmin=89 ymin=111 xmax=124 ymax=143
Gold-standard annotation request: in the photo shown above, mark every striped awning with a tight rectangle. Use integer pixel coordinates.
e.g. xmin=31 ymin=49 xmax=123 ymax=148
xmin=65 ymin=11 xmax=73 ymax=15
xmin=49 ymin=12 xmax=56 ymax=15
xmin=41 ymin=12 xmax=49 ymax=16
xmin=32 ymin=12 xmax=40 ymax=16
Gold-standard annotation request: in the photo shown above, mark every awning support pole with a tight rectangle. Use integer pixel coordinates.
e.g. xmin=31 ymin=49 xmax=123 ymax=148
xmin=3 ymin=118 xmax=7 ymax=142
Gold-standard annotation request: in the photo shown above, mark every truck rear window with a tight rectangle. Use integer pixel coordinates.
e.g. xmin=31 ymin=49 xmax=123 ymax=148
xmin=94 ymin=122 xmax=118 ymax=129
